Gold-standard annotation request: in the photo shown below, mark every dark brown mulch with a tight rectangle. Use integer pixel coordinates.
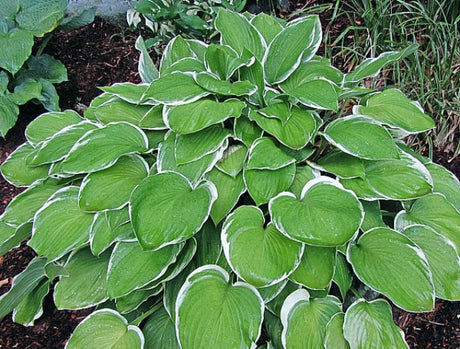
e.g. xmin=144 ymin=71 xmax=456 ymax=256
xmin=0 ymin=4 xmax=459 ymax=348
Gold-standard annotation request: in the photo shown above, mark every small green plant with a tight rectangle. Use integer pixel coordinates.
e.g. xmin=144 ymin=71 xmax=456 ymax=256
xmin=1 ymin=9 xmax=459 ymax=348
xmin=0 ymin=0 xmax=96 ymax=137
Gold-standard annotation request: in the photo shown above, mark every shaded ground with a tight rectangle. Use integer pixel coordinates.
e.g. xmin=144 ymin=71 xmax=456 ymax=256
xmin=0 ymin=4 xmax=459 ymax=349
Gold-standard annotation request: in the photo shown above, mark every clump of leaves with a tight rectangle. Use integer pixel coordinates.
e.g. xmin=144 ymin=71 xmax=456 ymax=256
xmin=0 ymin=0 xmax=96 ymax=137
xmin=1 ymin=9 xmax=460 ymax=348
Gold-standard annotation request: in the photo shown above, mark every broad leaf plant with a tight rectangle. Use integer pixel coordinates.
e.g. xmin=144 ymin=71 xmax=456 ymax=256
xmin=1 ymin=9 xmax=459 ymax=348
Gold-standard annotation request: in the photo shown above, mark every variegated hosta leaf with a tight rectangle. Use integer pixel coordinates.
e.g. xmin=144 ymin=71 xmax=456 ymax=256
xmin=28 ymin=187 xmax=94 ymax=261
xmin=324 ymin=313 xmax=350 ymax=349
xmin=401 ymin=225 xmax=460 ymax=301
xmin=13 ymin=279 xmax=50 ymax=326
xmin=250 ymin=12 xmax=284 ymax=45
xmin=425 ymin=162 xmax=460 ymax=211
xmin=343 ymin=299 xmax=408 ymax=348
xmin=222 ymin=206 xmax=304 ymax=287
xmin=269 ymin=177 xmax=363 ymax=246
xmin=246 ymin=137 xmax=296 ymax=170
xmin=176 ymin=265 xmax=264 ymax=348
xmin=54 ymin=248 xmax=110 ymax=309
xmin=195 ymin=72 xmax=257 ymax=96
xmin=215 ymin=143 xmax=247 ymax=178
xmin=59 ymin=122 xmax=149 ymax=175
xmin=66 ymin=309 xmax=144 ymax=349
xmin=395 ymin=193 xmax=460 ymax=252
xmin=249 ymin=106 xmax=317 ymax=150
xmin=164 ymin=98 xmax=245 ymax=134
xmin=25 ymin=110 xmax=83 ymax=146
xmin=205 ymin=44 xmax=250 ymax=80
xmin=264 ymin=15 xmax=322 ymax=84
xmin=100 ymin=83 xmax=149 ymax=104
xmin=79 ymin=154 xmax=149 ymax=211
xmin=288 ymin=165 xmax=319 ymax=198
xmin=107 ymin=241 xmax=184 ymax=298
xmin=347 ymin=227 xmax=435 ymax=312
xmin=142 ymin=305 xmax=180 ymax=349
xmin=159 ymin=36 xmax=194 ymax=74
xmin=280 ymin=289 xmax=342 ymax=348
xmin=285 ymin=78 xmax=338 ymax=111
xmin=314 ymin=150 xmax=365 ymax=179
xmin=323 ymin=116 xmax=400 ymax=160
xmin=234 ymin=114 xmax=264 ymax=147
xmin=290 ymin=245 xmax=336 ymax=290
xmin=130 ymin=171 xmax=217 ymax=250
xmin=354 ymin=89 xmax=434 ymax=133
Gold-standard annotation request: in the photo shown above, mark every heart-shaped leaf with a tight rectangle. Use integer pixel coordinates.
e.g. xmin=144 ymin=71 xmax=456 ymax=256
xmin=54 ymin=248 xmax=110 ymax=309
xmin=79 ymin=154 xmax=149 ymax=211
xmin=401 ymin=225 xmax=460 ymax=301
xmin=164 ymin=98 xmax=245 ymax=134
xmin=130 ymin=172 xmax=217 ymax=250
xmin=347 ymin=227 xmax=435 ymax=312
xmin=222 ymin=206 xmax=304 ymax=287
xmin=286 ymin=79 xmax=339 ymax=111
xmin=264 ymin=15 xmax=322 ymax=84
xmin=395 ymin=193 xmax=460 ymax=252
xmin=281 ymin=289 xmax=341 ymax=348
xmin=29 ymin=187 xmax=94 ymax=261
xmin=323 ymin=116 xmax=400 ymax=160
xmin=354 ymin=89 xmax=434 ymax=133
xmin=290 ymin=245 xmax=336 ymax=290
xmin=343 ymin=299 xmax=408 ymax=348
xmin=0 ymin=29 xmax=34 ymax=74
xmin=107 ymin=241 xmax=184 ymax=298
xmin=249 ymin=107 xmax=317 ymax=150
xmin=66 ymin=309 xmax=144 ymax=349
xmin=270 ymin=177 xmax=363 ymax=246
xmin=246 ymin=137 xmax=296 ymax=170
xmin=59 ymin=122 xmax=149 ymax=175
xmin=176 ymin=265 xmax=264 ymax=348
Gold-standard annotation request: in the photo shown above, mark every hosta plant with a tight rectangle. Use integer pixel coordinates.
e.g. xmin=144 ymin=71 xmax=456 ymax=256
xmin=0 ymin=0 xmax=95 ymax=137
xmin=1 ymin=9 xmax=460 ymax=348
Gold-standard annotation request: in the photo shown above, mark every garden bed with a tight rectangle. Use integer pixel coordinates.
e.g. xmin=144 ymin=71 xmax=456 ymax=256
xmin=0 ymin=4 xmax=459 ymax=348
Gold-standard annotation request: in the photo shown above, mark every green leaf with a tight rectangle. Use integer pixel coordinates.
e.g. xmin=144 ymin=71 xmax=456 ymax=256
xmin=280 ymin=289 xmax=341 ymax=348
xmin=288 ymin=165 xmax=319 ymax=198
xmin=266 ymin=281 xmax=301 ymax=317
xmin=205 ymin=44 xmax=249 ymax=80
xmin=246 ymin=137 xmax=296 ymax=170
xmin=0 ymin=143 xmax=49 ymax=187
xmin=395 ymin=193 xmax=460 ymax=252
xmin=206 ymin=168 xmax=246 ymax=224
xmin=139 ymin=105 xmax=166 ymax=130
xmin=0 ymin=93 xmax=19 ymax=138
xmin=66 ymin=309 xmax=144 ymax=349
xmin=15 ymin=0 xmax=66 ymax=36
xmin=264 ymin=15 xmax=321 ymax=84
xmin=157 ymin=132 xmax=223 ymax=184
xmin=222 ymin=206 xmax=303 ymax=287
xmin=25 ymin=110 xmax=83 ymax=146
xmin=135 ymin=36 xmax=159 ymax=83
xmin=79 ymin=155 xmax=149 ymax=211
xmin=59 ymin=122 xmax=148 ymax=175
xmin=159 ymin=36 xmax=193 ymax=74
xmin=54 ymin=248 xmax=110 ymax=309
xmin=0 ymin=180 xmax=61 ymax=227
xmin=12 ymin=278 xmax=49 ymax=326
xmin=315 ymin=150 xmax=365 ymax=179
xmin=343 ymin=299 xmax=408 ymax=348
xmin=234 ymin=114 xmax=263 ymax=147
xmin=360 ymin=200 xmax=387 ymax=232
xmin=285 ymin=79 xmax=338 ymax=111
xmin=161 ymin=57 xmax=206 ymax=75
xmin=130 ymin=172 xmax=216 ymax=250
xmin=250 ymin=12 xmax=284 ymax=45
xmin=176 ymin=265 xmax=264 ymax=348
xmin=345 ymin=45 xmax=419 ymax=83
xmin=193 ymin=221 xmax=222 ymax=266
xmin=270 ymin=177 xmax=363 ymax=246
xmin=245 ymin=164 xmax=296 ymax=206
xmin=355 ymin=89 xmax=434 ymax=133
xmin=239 ymin=58 xmax=265 ymax=105
xmin=195 ymin=72 xmax=257 ymax=96
xmin=88 ymin=96 xmax=154 ymax=125
xmin=290 ymin=245 xmax=336 ymax=290
xmin=27 ymin=121 xmax=99 ymax=166
xmin=25 ymin=54 xmax=68 ymax=84
xmin=107 ymin=241 xmax=183 ymax=298
xmin=401 ymin=225 xmax=460 ymax=301
xmin=164 ymin=98 xmax=244 ymax=134
xmin=215 ymin=143 xmax=247 ymax=177
xmin=0 ymin=223 xmax=31 ymax=258
xmin=347 ymin=227 xmax=435 ymax=312
xmin=142 ymin=72 xmax=209 ymax=105
xmin=0 ymin=29 xmax=34 ymax=74
xmin=142 ymin=305 xmax=180 ymax=349
xmin=215 ymin=8 xmax=265 ymax=61
xmin=249 ymin=107 xmax=317 ymax=149
xmin=333 ymin=253 xmax=353 ymax=300
xmin=362 ymin=152 xmax=433 ymax=199
xmin=29 ymin=187 xmax=94 ymax=261
xmin=0 ymin=0 xmax=19 ymax=19
xmin=8 ymin=79 xmax=42 ymax=105
xmin=324 ymin=313 xmax=350 ymax=349
xmin=35 ymin=78 xmax=59 ymax=111
xmin=323 ymin=116 xmax=401 ymax=160
xmin=175 ymin=125 xmax=231 ymax=164
xmin=115 ymin=285 xmax=162 ymax=315
xmin=100 ymin=83 xmax=149 ymax=104
xmin=425 ymin=162 xmax=460 ymax=211
xmin=0 ymin=257 xmax=47 ymax=319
